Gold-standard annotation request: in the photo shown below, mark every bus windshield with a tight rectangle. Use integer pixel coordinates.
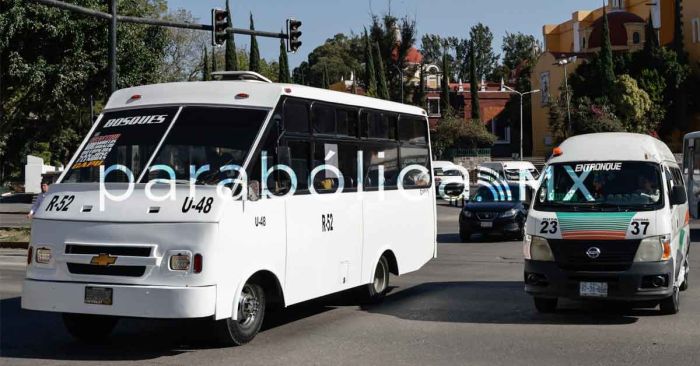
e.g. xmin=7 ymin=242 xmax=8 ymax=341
xmin=534 ymin=161 xmax=663 ymax=211
xmin=62 ymin=106 xmax=268 ymax=184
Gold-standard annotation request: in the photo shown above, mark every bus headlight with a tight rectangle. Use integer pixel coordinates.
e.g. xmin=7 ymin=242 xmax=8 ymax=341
xmin=169 ymin=253 xmax=191 ymax=271
xmin=634 ymin=236 xmax=672 ymax=262
xmin=35 ymin=247 xmax=52 ymax=264
xmin=526 ymin=236 xmax=554 ymax=261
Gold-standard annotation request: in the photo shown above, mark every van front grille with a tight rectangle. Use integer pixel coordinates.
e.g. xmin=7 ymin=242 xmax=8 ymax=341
xmin=548 ymin=239 xmax=640 ymax=272
xmin=66 ymin=263 xmax=146 ymax=277
xmin=65 ymin=244 xmax=151 ymax=257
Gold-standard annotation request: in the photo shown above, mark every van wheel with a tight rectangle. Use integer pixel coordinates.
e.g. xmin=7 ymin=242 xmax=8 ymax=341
xmin=364 ymin=255 xmax=390 ymax=304
xmin=533 ymin=297 xmax=557 ymax=313
xmin=659 ymin=286 xmax=680 ymax=315
xmin=214 ymin=282 xmax=266 ymax=346
xmin=680 ymin=259 xmax=689 ymax=291
xmin=62 ymin=313 xmax=119 ymax=343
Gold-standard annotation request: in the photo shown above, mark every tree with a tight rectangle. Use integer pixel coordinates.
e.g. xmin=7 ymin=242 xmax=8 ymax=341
xmin=571 ymin=98 xmax=625 ymax=134
xmin=291 ymin=33 xmax=363 ymax=88
xmin=464 ymin=23 xmax=499 ymax=81
xmin=441 ymin=48 xmax=450 ymax=112
xmin=413 ymin=63 xmax=426 ymax=107
xmin=673 ymin=0 xmax=687 ymax=63
xmin=644 ymin=11 xmax=659 ymax=54
xmin=224 ymin=0 xmax=237 ymax=71
xmin=202 ymin=47 xmax=210 ymax=81
xmin=599 ymin=8 xmax=616 ymax=100
xmin=159 ymin=9 xmax=208 ymax=82
xmin=0 ymin=0 xmax=168 ymax=182
xmin=374 ymin=42 xmax=389 ymax=100
xmin=501 ymin=32 xmax=540 ymax=73
xmin=431 ymin=110 xmax=495 ymax=157
xmin=369 ymin=13 xmax=418 ymax=102
xmin=420 ymin=34 xmax=462 ymax=80
xmin=278 ymin=37 xmax=290 ymax=83
xmin=469 ymin=40 xmax=480 ymax=121
xmin=321 ymin=65 xmax=330 ymax=89
xmin=613 ymin=74 xmax=653 ymax=132
xmin=212 ymin=45 xmax=218 ymax=72
xmin=363 ymin=29 xmax=377 ymax=97
xmin=248 ymin=12 xmax=260 ymax=72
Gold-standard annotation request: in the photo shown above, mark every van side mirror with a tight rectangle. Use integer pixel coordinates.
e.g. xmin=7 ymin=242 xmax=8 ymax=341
xmin=277 ymin=146 xmax=291 ymax=167
xmin=670 ymin=185 xmax=687 ymax=206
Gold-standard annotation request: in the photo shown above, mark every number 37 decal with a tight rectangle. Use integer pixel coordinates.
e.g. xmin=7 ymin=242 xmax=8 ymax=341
xmin=540 ymin=220 xmax=558 ymax=234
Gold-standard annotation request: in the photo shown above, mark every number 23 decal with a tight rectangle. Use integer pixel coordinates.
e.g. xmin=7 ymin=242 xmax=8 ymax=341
xmin=540 ymin=220 xmax=558 ymax=234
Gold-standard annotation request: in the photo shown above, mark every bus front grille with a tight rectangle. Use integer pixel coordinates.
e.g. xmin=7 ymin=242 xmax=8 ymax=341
xmin=67 ymin=263 xmax=146 ymax=277
xmin=548 ymin=239 xmax=641 ymax=272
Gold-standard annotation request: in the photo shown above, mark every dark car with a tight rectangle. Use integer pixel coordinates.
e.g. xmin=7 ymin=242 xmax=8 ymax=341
xmin=459 ymin=184 xmax=532 ymax=242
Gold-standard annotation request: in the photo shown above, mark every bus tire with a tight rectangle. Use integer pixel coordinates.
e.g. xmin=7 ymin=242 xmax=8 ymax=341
xmin=215 ymin=282 xmax=266 ymax=346
xmin=533 ymin=297 xmax=557 ymax=313
xmin=659 ymin=286 xmax=680 ymax=315
xmin=364 ymin=255 xmax=390 ymax=304
xmin=680 ymin=259 xmax=689 ymax=291
xmin=62 ymin=313 xmax=118 ymax=343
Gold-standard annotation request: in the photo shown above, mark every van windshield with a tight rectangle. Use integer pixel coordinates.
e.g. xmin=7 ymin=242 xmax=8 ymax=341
xmin=534 ymin=161 xmax=663 ymax=211
xmin=62 ymin=106 xmax=268 ymax=184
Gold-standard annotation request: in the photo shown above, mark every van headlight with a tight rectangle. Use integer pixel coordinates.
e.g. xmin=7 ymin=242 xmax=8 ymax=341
xmin=169 ymin=253 xmax=191 ymax=271
xmin=525 ymin=235 xmax=554 ymax=261
xmin=35 ymin=247 xmax=52 ymax=264
xmin=634 ymin=235 xmax=672 ymax=262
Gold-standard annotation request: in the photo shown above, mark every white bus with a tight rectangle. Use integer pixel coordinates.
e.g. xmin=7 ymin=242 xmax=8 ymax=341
xmin=21 ymin=72 xmax=437 ymax=345
xmin=683 ymin=131 xmax=700 ymax=218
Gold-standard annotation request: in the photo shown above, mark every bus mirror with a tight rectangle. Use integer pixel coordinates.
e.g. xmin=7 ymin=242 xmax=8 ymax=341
xmin=277 ymin=146 xmax=291 ymax=167
xmin=671 ymin=185 xmax=687 ymax=206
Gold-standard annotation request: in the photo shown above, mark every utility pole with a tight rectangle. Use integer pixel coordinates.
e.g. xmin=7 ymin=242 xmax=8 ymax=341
xmin=502 ymin=83 xmax=540 ymax=160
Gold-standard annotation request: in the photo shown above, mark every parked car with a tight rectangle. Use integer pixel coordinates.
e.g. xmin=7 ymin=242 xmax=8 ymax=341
xmin=478 ymin=161 xmax=540 ymax=191
xmin=459 ymin=183 xmax=532 ymax=242
xmin=433 ymin=160 xmax=468 ymax=198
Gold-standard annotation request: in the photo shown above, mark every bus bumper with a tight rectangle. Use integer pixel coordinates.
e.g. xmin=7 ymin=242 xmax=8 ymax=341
xmin=524 ymin=259 xmax=674 ymax=301
xmin=21 ymin=279 xmax=216 ymax=318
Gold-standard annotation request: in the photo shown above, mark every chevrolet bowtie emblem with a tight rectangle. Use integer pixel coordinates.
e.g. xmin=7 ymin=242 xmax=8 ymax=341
xmin=90 ymin=253 xmax=117 ymax=266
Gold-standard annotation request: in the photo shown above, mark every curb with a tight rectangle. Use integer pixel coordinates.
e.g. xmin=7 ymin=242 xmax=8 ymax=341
xmin=0 ymin=242 xmax=29 ymax=249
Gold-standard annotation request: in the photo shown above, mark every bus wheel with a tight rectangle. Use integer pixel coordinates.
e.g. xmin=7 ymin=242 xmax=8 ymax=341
xmin=680 ymin=259 xmax=689 ymax=291
xmin=533 ymin=297 xmax=557 ymax=313
xmin=659 ymin=286 xmax=680 ymax=315
xmin=62 ymin=313 xmax=118 ymax=343
xmin=365 ymin=255 xmax=390 ymax=303
xmin=215 ymin=282 xmax=266 ymax=346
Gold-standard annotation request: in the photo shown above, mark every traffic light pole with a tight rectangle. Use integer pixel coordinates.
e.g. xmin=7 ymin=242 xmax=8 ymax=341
xmin=31 ymin=0 xmax=291 ymax=92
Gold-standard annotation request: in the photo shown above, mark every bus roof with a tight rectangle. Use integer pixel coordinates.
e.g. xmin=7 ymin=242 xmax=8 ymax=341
xmin=548 ymin=132 xmax=676 ymax=164
xmin=104 ymin=80 xmax=427 ymax=117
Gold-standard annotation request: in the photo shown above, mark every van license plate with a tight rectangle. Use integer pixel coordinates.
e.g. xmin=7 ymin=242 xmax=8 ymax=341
xmin=480 ymin=222 xmax=493 ymax=228
xmin=579 ymin=282 xmax=607 ymax=297
xmin=85 ymin=286 xmax=113 ymax=305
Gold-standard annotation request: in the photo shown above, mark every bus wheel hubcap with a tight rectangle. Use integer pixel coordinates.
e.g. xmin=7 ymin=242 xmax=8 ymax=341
xmin=238 ymin=285 xmax=259 ymax=328
xmin=374 ymin=260 xmax=388 ymax=293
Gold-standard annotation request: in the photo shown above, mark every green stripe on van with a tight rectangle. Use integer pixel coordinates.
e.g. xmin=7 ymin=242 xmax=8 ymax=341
xmin=556 ymin=212 xmax=636 ymax=232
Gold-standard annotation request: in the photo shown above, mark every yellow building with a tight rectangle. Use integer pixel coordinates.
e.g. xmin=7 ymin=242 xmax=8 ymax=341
xmin=530 ymin=0 xmax=684 ymax=157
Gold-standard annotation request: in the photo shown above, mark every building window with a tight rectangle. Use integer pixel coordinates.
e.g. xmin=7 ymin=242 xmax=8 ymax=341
xmin=540 ymin=72 xmax=550 ymax=106
xmin=633 ymin=32 xmax=641 ymax=44
xmin=427 ymin=98 xmax=440 ymax=117
xmin=611 ymin=0 xmax=623 ymax=10
xmin=693 ymin=18 xmax=700 ymax=43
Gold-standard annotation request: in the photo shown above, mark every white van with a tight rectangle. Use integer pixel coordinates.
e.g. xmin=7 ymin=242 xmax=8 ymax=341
xmin=432 ymin=160 xmax=468 ymax=199
xmin=21 ymin=73 xmax=437 ymax=345
xmin=478 ymin=161 xmax=539 ymax=191
xmin=524 ymin=133 xmax=690 ymax=314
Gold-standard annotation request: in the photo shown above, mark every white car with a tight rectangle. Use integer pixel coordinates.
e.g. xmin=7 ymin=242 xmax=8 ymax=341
xmin=433 ymin=161 xmax=468 ymax=199
xmin=478 ymin=161 xmax=540 ymax=191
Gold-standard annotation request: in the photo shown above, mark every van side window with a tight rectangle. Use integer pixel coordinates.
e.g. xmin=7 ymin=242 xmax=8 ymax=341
xmin=284 ymin=100 xmax=310 ymax=133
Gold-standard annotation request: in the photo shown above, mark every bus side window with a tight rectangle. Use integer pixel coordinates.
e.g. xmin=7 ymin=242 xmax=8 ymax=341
xmin=287 ymin=141 xmax=311 ymax=192
xmin=284 ymin=100 xmax=310 ymax=133
xmin=362 ymin=145 xmax=398 ymax=189
xmin=336 ymin=108 xmax=358 ymax=137
xmin=312 ymin=142 xmax=357 ymax=192
xmin=399 ymin=145 xmax=430 ymax=188
xmin=312 ymin=102 xmax=335 ymax=135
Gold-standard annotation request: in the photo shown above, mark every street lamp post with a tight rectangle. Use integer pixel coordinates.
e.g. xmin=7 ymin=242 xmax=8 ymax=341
xmin=392 ymin=64 xmax=404 ymax=103
xmin=556 ymin=56 xmax=577 ymax=135
xmin=503 ymin=84 xmax=540 ymax=161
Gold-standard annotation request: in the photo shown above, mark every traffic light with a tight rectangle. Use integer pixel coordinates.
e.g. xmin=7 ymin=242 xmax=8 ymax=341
xmin=211 ymin=8 xmax=228 ymax=46
xmin=286 ymin=18 xmax=302 ymax=53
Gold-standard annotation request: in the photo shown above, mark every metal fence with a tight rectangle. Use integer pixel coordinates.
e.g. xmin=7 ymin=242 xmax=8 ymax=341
xmin=439 ymin=148 xmax=492 ymax=160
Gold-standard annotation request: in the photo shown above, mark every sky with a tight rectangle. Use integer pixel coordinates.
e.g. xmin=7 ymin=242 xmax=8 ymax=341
xmin=167 ymin=0 xmax=602 ymax=69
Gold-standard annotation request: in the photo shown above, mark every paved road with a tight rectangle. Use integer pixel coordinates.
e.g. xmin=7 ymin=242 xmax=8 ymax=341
xmin=1 ymin=205 xmax=700 ymax=365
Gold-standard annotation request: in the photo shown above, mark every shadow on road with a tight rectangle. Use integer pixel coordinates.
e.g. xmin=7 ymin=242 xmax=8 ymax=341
xmin=362 ymin=281 xmax=653 ymax=325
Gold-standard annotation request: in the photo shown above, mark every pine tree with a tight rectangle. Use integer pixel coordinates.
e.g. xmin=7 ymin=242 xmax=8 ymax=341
xmin=644 ymin=11 xmax=660 ymax=54
xmin=249 ymin=12 xmax=260 ymax=72
xmin=441 ymin=48 xmax=450 ymax=113
xmin=414 ymin=63 xmax=426 ymax=107
xmin=599 ymin=7 xmax=616 ymax=100
xmin=673 ymin=0 xmax=687 ymax=63
xmin=374 ymin=42 xmax=389 ymax=100
xmin=322 ymin=65 xmax=330 ymax=89
xmin=212 ymin=46 xmax=218 ymax=73
xmin=469 ymin=40 xmax=480 ymax=121
xmin=202 ymin=47 xmax=211 ymax=81
xmin=278 ymin=37 xmax=291 ymax=83
xmin=224 ymin=0 xmax=238 ymax=71
xmin=363 ymin=29 xmax=377 ymax=97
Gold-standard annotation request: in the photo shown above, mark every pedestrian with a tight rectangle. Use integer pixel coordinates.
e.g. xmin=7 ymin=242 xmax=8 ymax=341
xmin=28 ymin=180 xmax=50 ymax=219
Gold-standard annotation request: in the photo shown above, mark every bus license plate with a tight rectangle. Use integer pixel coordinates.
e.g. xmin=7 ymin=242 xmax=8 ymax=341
xmin=480 ymin=222 xmax=493 ymax=228
xmin=85 ymin=286 xmax=113 ymax=305
xmin=579 ymin=282 xmax=607 ymax=297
